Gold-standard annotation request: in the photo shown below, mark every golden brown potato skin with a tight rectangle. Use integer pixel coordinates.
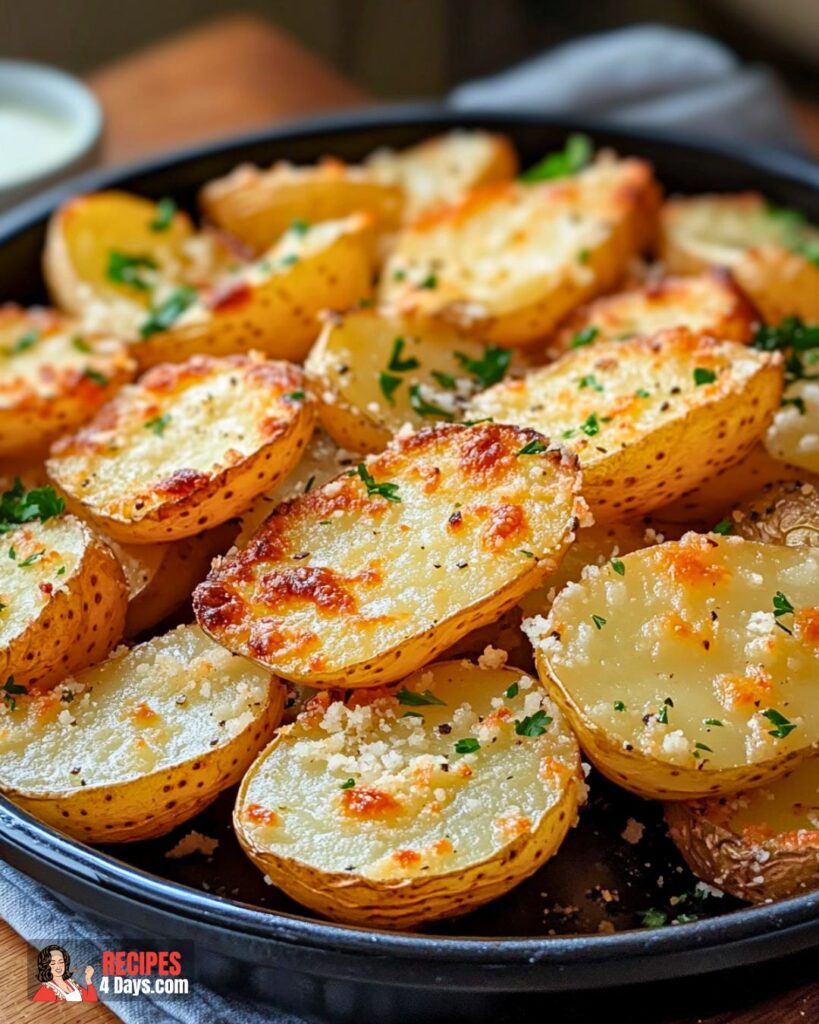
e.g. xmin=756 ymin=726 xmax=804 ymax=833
xmin=731 ymin=477 xmax=819 ymax=548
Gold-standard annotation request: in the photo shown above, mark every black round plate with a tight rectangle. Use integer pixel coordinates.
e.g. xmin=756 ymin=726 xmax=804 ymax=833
xmin=1 ymin=104 xmax=818 ymax=1023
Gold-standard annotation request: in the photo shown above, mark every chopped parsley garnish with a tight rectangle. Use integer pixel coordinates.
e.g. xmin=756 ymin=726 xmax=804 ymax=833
xmin=0 ymin=478 xmax=64 ymax=533
xmin=505 ymin=681 xmax=519 ymax=699
xmin=773 ymin=590 xmax=795 ymax=618
xmin=396 ymin=687 xmax=446 ymax=707
xmin=431 ymin=370 xmax=456 ymax=390
xmin=577 ymin=248 xmax=590 ymax=264
xmin=640 ymin=908 xmax=668 ymax=928
xmin=71 ymin=335 xmax=91 ymax=353
xmin=613 ymin=701 xmax=626 ymax=712
xmin=340 ymin=778 xmax=355 ymax=789
xmin=283 ymin=390 xmax=305 ymax=401
xmin=704 ymin=718 xmax=723 ymax=727
xmin=353 ymin=463 xmax=402 ymax=503
xmin=82 ymin=368 xmax=108 ymax=387
xmin=290 ymin=218 xmax=310 ymax=236
xmin=795 ymin=239 xmax=819 ymax=266
xmin=149 ymin=197 xmax=177 ymax=232
xmin=419 ymin=273 xmax=438 ymax=290
xmin=140 ymin=287 xmax=197 ymax=338
xmin=657 ymin=703 xmax=669 ymax=725
xmin=19 ymin=548 xmax=45 ymax=567
xmin=388 ymin=337 xmax=420 ymax=372
xmin=454 ymin=737 xmax=480 ymax=754
xmin=580 ymin=413 xmax=600 ymax=436
xmin=591 ymin=613 xmax=606 ymax=630
xmin=782 ymin=396 xmax=806 ymax=415
xmin=107 ymin=250 xmax=157 ymax=292
xmin=145 ymin=413 xmax=171 ymax=436
xmin=8 ymin=547 xmax=14 ymax=560
xmin=712 ymin=519 xmax=733 ymax=535
xmin=2 ymin=676 xmax=27 ymax=712
xmin=379 ymin=371 xmax=402 ymax=406
xmin=56 ymin=566 xmax=66 ymax=576
xmin=571 ymin=326 xmax=598 ymax=349
xmin=674 ymin=913 xmax=699 ymax=925
xmin=752 ymin=315 xmax=819 ymax=354
xmin=453 ymin=346 xmax=511 ymax=388
xmin=694 ymin=742 xmax=713 ymax=753
xmin=762 ymin=708 xmax=797 ymax=739
xmin=279 ymin=253 xmax=299 ymax=268
xmin=515 ymin=710 xmax=553 ymax=736
xmin=578 ymin=374 xmax=603 ymax=392
xmin=520 ymin=133 xmax=593 ymax=182
xmin=611 ymin=558 xmax=625 ymax=576
xmin=517 ymin=438 xmax=548 ymax=456
xmin=409 ymin=384 xmax=454 ymax=421
xmin=635 ymin=387 xmax=651 ymax=398
xmin=7 ymin=330 xmax=39 ymax=355
xmin=401 ymin=710 xmax=424 ymax=719
xmin=520 ymin=549 xmax=534 ymax=558
xmin=693 ymin=367 xmax=717 ymax=386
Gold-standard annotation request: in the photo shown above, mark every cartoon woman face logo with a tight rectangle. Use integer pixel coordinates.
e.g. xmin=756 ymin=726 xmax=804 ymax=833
xmin=32 ymin=945 xmax=98 ymax=1003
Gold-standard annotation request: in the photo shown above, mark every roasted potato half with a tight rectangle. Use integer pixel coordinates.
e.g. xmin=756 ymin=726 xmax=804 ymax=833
xmin=200 ymin=158 xmax=404 ymax=253
xmin=305 ymin=307 xmax=519 ymax=452
xmin=0 ymin=624 xmax=284 ymax=842
xmin=0 ymin=512 xmax=126 ymax=690
xmin=379 ymin=158 xmax=661 ymax=347
xmin=235 ymin=659 xmax=583 ymax=928
xmin=765 ymin=377 xmax=819 ymax=476
xmin=113 ymin=522 xmax=237 ymax=637
xmin=47 ymin=353 xmax=315 ymax=543
xmin=365 ymin=129 xmax=518 ymax=220
xmin=0 ymin=305 xmax=135 ymax=456
xmin=665 ymin=754 xmax=819 ymax=902
xmin=546 ymin=272 xmax=757 ymax=359
xmin=659 ymin=193 xmax=819 ymax=323
xmin=132 ymin=215 xmax=375 ymax=368
xmin=531 ymin=533 xmax=819 ymax=800
xmin=731 ymin=477 xmax=819 ymax=548
xmin=194 ymin=422 xmax=582 ymax=688
xmin=236 ymin=430 xmax=359 ymax=549
xmin=470 ymin=329 xmax=783 ymax=520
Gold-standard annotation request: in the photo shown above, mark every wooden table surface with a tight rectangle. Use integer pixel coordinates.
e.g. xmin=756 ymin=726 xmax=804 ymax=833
xmin=2 ymin=14 xmax=818 ymax=1023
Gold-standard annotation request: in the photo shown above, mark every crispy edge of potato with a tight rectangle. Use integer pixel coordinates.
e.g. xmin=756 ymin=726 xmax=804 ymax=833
xmin=664 ymin=787 xmax=819 ymax=903
xmin=6 ymin=677 xmax=285 ymax=842
xmin=733 ymin=247 xmax=819 ymax=325
xmin=0 ymin=517 xmax=127 ymax=690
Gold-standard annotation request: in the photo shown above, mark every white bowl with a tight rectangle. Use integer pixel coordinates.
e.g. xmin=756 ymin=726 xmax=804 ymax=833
xmin=0 ymin=61 xmax=103 ymax=212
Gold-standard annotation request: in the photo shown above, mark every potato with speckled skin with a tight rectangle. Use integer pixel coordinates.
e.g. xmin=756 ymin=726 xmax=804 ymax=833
xmin=0 ymin=625 xmax=285 ymax=842
xmin=731 ymin=477 xmax=819 ymax=548
xmin=200 ymin=158 xmax=404 ymax=253
xmin=532 ymin=533 xmax=819 ymax=800
xmin=0 ymin=514 xmax=126 ymax=690
xmin=545 ymin=272 xmax=757 ymax=360
xmin=235 ymin=660 xmax=583 ymax=928
xmin=47 ymin=353 xmax=315 ymax=543
xmin=469 ymin=329 xmax=783 ymax=521
xmin=133 ymin=215 xmax=376 ymax=368
xmin=194 ymin=422 xmax=583 ymax=688
xmin=305 ymin=307 xmax=520 ymax=453
xmin=665 ymin=754 xmax=819 ymax=902
xmin=379 ymin=158 xmax=660 ymax=347
xmin=659 ymin=193 xmax=819 ymax=323
xmin=0 ymin=305 xmax=135 ymax=456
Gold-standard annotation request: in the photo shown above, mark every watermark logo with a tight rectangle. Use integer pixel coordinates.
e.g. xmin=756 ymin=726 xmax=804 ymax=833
xmin=32 ymin=945 xmax=98 ymax=1003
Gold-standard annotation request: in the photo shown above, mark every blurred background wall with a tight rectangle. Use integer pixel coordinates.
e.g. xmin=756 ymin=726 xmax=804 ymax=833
xmin=4 ymin=0 xmax=818 ymax=99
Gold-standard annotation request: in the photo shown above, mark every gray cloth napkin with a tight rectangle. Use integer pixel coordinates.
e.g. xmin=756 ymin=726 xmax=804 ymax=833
xmin=0 ymin=23 xmax=807 ymax=1024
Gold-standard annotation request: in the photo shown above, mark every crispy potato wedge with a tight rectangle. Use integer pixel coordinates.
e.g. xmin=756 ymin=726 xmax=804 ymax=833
xmin=659 ymin=193 xmax=819 ymax=322
xmin=365 ymin=130 xmax=518 ymax=220
xmin=200 ymin=158 xmax=404 ymax=253
xmin=132 ymin=215 xmax=376 ymax=367
xmin=47 ymin=353 xmax=315 ymax=543
xmin=113 ymin=522 xmax=237 ymax=637
xmin=194 ymin=422 xmax=582 ymax=688
xmin=0 ymin=305 xmax=135 ymax=456
xmin=658 ymin=443 xmax=806 ymax=525
xmin=546 ymin=272 xmax=757 ymax=359
xmin=379 ymin=158 xmax=661 ymax=347
xmin=765 ymin=377 xmax=819 ymax=476
xmin=470 ymin=329 xmax=783 ymax=520
xmin=305 ymin=307 xmax=519 ymax=453
xmin=731 ymin=477 xmax=819 ymax=547
xmin=0 ymin=624 xmax=284 ymax=842
xmin=665 ymin=754 xmax=819 ymax=902
xmin=531 ymin=533 xmax=819 ymax=800
xmin=235 ymin=660 xmax=583 ymax=928
xmin=0 ymin=514 xmax=126 ymax=690
xmin=236 ymin=430 xmax=359 ymax=549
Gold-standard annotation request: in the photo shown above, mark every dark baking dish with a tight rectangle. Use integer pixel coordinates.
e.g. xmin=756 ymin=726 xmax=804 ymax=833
xmin=1 ymin=104 xmax=819 ymax=1024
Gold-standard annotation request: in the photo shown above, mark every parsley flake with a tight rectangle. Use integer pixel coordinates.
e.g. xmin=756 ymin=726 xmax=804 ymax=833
xmin=7 ymin=330 xmax=39 ymax=355
xmin=145 ymin=413 xmax=171 ymax=436
xmin=431 ymin=370 xmax=457 ymax=390
xmin=0 ymin=479 xmax=64 ymax=533
xmin=388 ymin=337 xmax=420 ymax=372
xmin=455 ymin=737 xmax=480 ymax=754
xmin=107 ymin=250 xmax=157 ymax=292
xmin=704 ymin=718 xmax=723 ymax=727
xmin=340 ymin=778 xmax=355 ymax=790
xmin=2 ymin=675 xmax=27 ymax=712
xmin=611 ymin=558 xmax=625 ymax=576
xmin=762 ymin=708 xmax=797 ymax=739
xmin=591 ymin=613 xmax=606 ymax=630
xmin=640 ymin=908 xmax=668 ymax=928
xmin=505 ymin=682 xmax=519 ymax=699
xmin=140 ymin=287 xmax=197 ymax=338
xmin=396 ymin=687 xmax=446 ymax=707
xmin=578 ymin=374 xmax=603 ymax=392
xmin=19 ymin=548 xmax=45 ymax=567
xmin=520 ymin=133 xmax=593 ymax=182
xmin=515 ymin=710 xmax=553 ymax=736
xmin=571 ymin=326 xmax=599 ymax=349
xmin=409 ymin=384 xmax=454 ymax=421
xmin=419 ymin=273 xmax=438 ymax=290
xmin=580 ymin=413 xmax=600 ymax=436
xmin=712 ymin=519 xmax=733 ymax=535
xmin=149 ymin=197 xmax=177 ymax=232
xmin=83 ymin=368 xmax=108 ymax=388
xmin=613 ymin=700 xmax=626 ymax=712
xmin=657 ymin=704 xmax=669 ymax=725
xmin=453 ymin=346 xmax=511 ymax=388
xmin=517 ymin=438 xmax=548 ymax=456
xmin=693 ymin=367 xmax=717 ymax=386
xmin=379 ymin=371 xmax=402 ymax=406
xmin=354 ymin=463 xmax=401 ymax=503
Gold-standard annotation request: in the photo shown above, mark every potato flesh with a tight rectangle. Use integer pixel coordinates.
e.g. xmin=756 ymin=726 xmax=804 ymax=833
xmin=732 ymin=478 xmax=819 ymax=547
xmin=196 ymin=423 xmax=581 ymax=682
xmin=536 ymin=535 xmax=819 ymax=770
xmin=239 ymin=661 xmax=580 ymax=879
xmin=0 ymin=625 xmax=273 ymax=791
xmin=0 ymin=518 xmax=83 ymax=648
xmin=765 ymin=379 xmax=819 ymax=475
xmin=710 ymin=755 xmax=819 ymax=837
xmin=47 ymin=355 xmax=309 ymax=518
